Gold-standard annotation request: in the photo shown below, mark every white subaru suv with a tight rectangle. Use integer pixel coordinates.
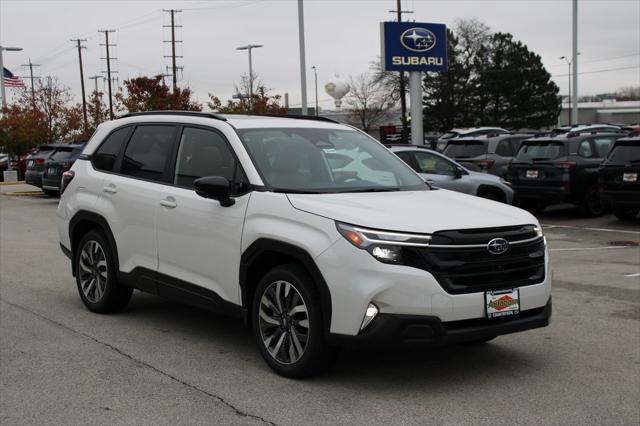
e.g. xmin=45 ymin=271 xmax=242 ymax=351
xmin=57 ymin=112 xmax=551 ymax=377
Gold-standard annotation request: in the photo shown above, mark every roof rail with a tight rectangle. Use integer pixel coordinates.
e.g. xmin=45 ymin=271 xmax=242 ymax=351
xmin=226 ymin=113 xmax=339 ymax=123
xmin=566 ymin=129 xmax=623 ymax=137
xmin=118 ymin=111 xmax=228 ymax=121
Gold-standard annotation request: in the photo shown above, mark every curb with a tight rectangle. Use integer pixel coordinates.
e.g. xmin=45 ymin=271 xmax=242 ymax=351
xmin=0 ymin=181 xmax=26 ymax=186
xmin=3 ymin=190 xmax=45 ymax=197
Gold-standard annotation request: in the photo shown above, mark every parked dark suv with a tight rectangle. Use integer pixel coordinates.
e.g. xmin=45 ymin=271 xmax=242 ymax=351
xmin=41 ymin=144 xmax=85 ymax=196
xmin=443 ymin=134 xmax=532 ymax=177
xmin=506 ymin=132 xmax=624 ymax=216
xmin=25 ymin=144 xmax=57 ymax=188
xmin=599 ymin=136 xmax=640 ymax=220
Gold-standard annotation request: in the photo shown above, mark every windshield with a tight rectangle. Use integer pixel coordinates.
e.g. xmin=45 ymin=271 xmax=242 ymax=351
xmin=235 ymin=128 xmax=427 ymax=193
xmin=516 ymin=141 xmax=567 ymax=161
xmin=607 ymin=144 xmax=640 ymax=163
xmin=443 ymin=141 xmax=487 ymax=158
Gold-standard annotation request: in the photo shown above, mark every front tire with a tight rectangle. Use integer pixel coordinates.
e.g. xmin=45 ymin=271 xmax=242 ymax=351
xmin=251 ymin=264 xmax=332 ymax=378
xmin=75 ymin=230 xmax=132 ymax=313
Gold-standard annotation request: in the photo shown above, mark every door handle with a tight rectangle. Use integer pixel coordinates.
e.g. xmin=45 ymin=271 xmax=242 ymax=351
xmin=103 ymin=184 xmax=117 ymax=194
xmin=160 ymin=197 xmax=177 ymax=209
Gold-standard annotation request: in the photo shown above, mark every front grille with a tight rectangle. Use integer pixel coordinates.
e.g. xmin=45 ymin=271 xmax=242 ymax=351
xmin=404 ymin=225 xmax=546 ymax=294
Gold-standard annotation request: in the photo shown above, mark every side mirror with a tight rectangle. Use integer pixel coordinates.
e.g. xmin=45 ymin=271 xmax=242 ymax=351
xmin=194 ymin=176 xmax=235 ymax=207
xmin=454 ymin=167 xmax=464 ymax=179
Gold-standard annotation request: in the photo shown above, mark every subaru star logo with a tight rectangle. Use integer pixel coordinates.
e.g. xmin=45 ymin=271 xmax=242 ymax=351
xmin=400 ymin=28 xmax=437 ymax=52
xmin=487 ymin=238 xmax=509 ymax=255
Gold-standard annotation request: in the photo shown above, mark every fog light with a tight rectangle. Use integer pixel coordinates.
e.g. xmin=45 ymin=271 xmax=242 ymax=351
xmin=370 ymin=245 xmax=402 ymax=264
xmin=360 ymin=303 xmax=379 ymax=331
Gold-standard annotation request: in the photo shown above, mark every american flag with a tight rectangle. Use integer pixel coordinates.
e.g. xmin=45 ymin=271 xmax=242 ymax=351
xmin=3 ymin=67 xmax=25 ymax=88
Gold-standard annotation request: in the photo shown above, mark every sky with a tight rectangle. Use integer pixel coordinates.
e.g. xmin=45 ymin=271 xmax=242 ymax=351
xmin=1 ymin=0 xmax=639 ymax=111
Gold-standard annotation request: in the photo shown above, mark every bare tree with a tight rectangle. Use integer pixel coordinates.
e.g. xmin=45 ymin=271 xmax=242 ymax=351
xmin=345 ymin=73 xmax=395 ymax=133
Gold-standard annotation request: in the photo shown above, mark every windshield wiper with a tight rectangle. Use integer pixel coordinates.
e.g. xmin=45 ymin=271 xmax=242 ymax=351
xmin=336 ymin=187 xmax=401 ymax=193
xmin=272 ymin=188 xmax=323 ymax=194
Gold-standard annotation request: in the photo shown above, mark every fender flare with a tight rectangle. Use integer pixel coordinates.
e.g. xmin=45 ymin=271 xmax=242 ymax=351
xmin=68 ymin=210 xmax=119 ymax=277
xmin=240 ymin=238 xmax=332 ymax=334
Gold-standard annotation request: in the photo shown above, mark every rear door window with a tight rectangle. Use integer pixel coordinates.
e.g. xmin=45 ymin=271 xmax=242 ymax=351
xmin=120 ymin=125 xmax=177 ymax=182
xmin=516 ymin=141 xmax=567 ymax=161
xmin=577 ymin=140 xmax=594 ymax=158
xmin=443 ymin=141 xmax=487 ymax=158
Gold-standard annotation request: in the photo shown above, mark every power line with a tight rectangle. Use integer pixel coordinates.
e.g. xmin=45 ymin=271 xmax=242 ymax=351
xmin=553 ymin=65 xmax=640 ymax=77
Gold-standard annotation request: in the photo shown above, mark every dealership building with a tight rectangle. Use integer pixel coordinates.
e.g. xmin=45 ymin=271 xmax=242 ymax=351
xmin=558 ymin=100 xmax=640 ymax=126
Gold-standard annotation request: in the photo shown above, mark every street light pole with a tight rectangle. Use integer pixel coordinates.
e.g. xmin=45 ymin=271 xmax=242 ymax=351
xmin=312 ymin=66 xmax=318 ymax=117
xmin=297 ymin=0 xmax=308 ymax=115
xmin=560 ymin=53 xmax=580 ymax=125
xmin=236 ymin=44 xmax=263 ymax=111
xmin=0 ymin=46 xmax=23 ymax=108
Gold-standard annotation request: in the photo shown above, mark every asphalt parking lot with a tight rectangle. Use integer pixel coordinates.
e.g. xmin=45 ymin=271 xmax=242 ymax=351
xmin=1 ymin=185 xmax=639 ymax=425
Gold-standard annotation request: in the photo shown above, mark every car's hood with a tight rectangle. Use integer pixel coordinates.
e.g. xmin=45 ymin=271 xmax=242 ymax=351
xmin=287 ymin=189 xmax=536 ymax=234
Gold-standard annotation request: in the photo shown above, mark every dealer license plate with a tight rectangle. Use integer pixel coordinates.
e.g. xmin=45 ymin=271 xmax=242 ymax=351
xmin=47 ymin=167 xmax=57 ymax=175
xmin=623 ymin=173 xmax=637 ymax=182
xmin=486 ymin=288 xmax=520 ymax=318
xmin=526 ymin=170 xmax=539 ymax=179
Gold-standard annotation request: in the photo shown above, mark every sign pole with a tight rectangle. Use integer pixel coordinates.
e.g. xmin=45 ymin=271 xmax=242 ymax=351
xmin=409 ymin=71 xmax=423 ymax=145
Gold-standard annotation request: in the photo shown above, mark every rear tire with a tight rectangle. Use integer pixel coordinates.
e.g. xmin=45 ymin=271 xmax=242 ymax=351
xmin=613 ymin=206 xmax=639 ymax=221
xmin=251 ymin=264 xmax=333 ymax=378
xmin=75 ymin=230 xmax=132 ymax=313
xmin=579 ymin=184 xmax=607 ymax=217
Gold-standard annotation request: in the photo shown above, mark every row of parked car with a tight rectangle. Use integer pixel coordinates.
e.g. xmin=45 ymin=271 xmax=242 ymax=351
xmin=389 ymin=123 xmax=639 ymax=220
xmin=23 ymin=143 xmax=86 ymax=196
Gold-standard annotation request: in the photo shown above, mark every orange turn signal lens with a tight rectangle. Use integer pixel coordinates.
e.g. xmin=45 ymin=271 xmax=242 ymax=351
xmin=344 ymin=230 xmax=363 ymax=247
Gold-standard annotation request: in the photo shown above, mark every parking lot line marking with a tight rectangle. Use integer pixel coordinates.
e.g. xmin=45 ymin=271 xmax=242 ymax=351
xmin=623 ymin=273 xmax=640 ymax=278
xmin=549 ymin=246 xmax=636 ymax=252
xmin=542 ymin=224 xmax=640 ymax=235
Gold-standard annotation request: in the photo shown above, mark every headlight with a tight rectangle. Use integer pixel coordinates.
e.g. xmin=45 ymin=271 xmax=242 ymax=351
xmin=336 ymin=222 xmax=431 ymax=264
xmin=534 ymin=226 xmax=544 ymax=238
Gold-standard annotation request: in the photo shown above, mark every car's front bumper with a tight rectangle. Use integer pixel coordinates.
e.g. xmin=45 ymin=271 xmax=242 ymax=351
xmin=329 ymin=298 xmax=551 ymax=347
xmin=316 ymin=237 xmax=552 ymax=337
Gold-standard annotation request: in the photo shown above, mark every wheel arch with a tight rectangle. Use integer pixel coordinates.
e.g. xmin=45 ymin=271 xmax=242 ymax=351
xmin=69 ymin=211 xmax=119 ymax=277
xmin=240 ymin=238 xmax=332 ymax=335
xmin=477 ymin=184 xmax=506 ymax=202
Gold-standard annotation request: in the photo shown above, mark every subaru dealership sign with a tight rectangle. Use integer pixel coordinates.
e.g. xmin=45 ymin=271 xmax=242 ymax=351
xmin=380 ymin=21 xmax=448 ymax=72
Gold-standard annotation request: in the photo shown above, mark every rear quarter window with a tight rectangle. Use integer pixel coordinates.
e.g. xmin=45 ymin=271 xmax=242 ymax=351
xmin=93 ymin=127 xmax=131 ymax=172
xmin=607 ymin=144 xmax=640 ymax=163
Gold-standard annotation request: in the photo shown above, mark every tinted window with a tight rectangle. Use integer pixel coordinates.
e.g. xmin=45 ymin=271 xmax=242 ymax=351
xmin=577 ymin=140 xmax=593 ymax=158
xmin=607 ymin=145 xmax=640 ymax=163
xmin=443 ymin=141 xmax=487 ymax=158
xmin=516 ymin=141 xmax=567 ymax=161
xmin=121 ymin=125 xmax=175 ymax=181
xmin=93 ymin=127 xmax=130 ymax=172
xmin=509 ymin=137 xmax=527 ymax=153
xmin=49 ymin=148 xmax=81 ymax=161
xmin=592 ymin=137 xmax=614 ymax=158
xmin=394 ymin=151 xmax=418 ymax=171
xmin=174 ymin=127 xmax=240 ymax=188
xmin=495 ymin=140 xmax=513 ymax=156
xmin=414 ymin=151 xmax=456 ymax=175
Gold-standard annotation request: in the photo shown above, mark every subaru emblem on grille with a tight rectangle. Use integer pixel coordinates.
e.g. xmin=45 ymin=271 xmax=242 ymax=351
xmin=487 ymin=238 xmax=509 ymax=255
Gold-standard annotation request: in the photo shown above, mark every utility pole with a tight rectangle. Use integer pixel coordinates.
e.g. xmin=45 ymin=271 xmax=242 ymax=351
xmin=99 ymin=30 xmax=116 ymax=119
xmin=389 ymin=0 xmax=413 ymax=143
xmin=297 ymin=0 xmax=308 ymax=115
xmin=88 ymin=75 xmax=103 ymax=94
xmin=71 ymin=39 xmax=88 ymax=134
xmin=163 ymin=9 xmax=183 ymax=94
xmin=571 ymin=0 xmax=579 ymax=125
xmin=20 ymin=58 xmax=40 ymax=107
xmin=312 ymin=66 xmax=318 ymax=117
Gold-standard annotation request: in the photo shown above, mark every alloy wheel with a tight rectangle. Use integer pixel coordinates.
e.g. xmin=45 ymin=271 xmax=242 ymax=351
xmin=258 ymin=280 xmax=310 ymax=364
xmin=78 ymin=240 xmax=108 ymax=303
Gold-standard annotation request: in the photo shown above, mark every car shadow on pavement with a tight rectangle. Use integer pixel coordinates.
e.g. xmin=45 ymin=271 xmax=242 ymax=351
xmin=118 ymin=292 xmax=543 ymax=386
